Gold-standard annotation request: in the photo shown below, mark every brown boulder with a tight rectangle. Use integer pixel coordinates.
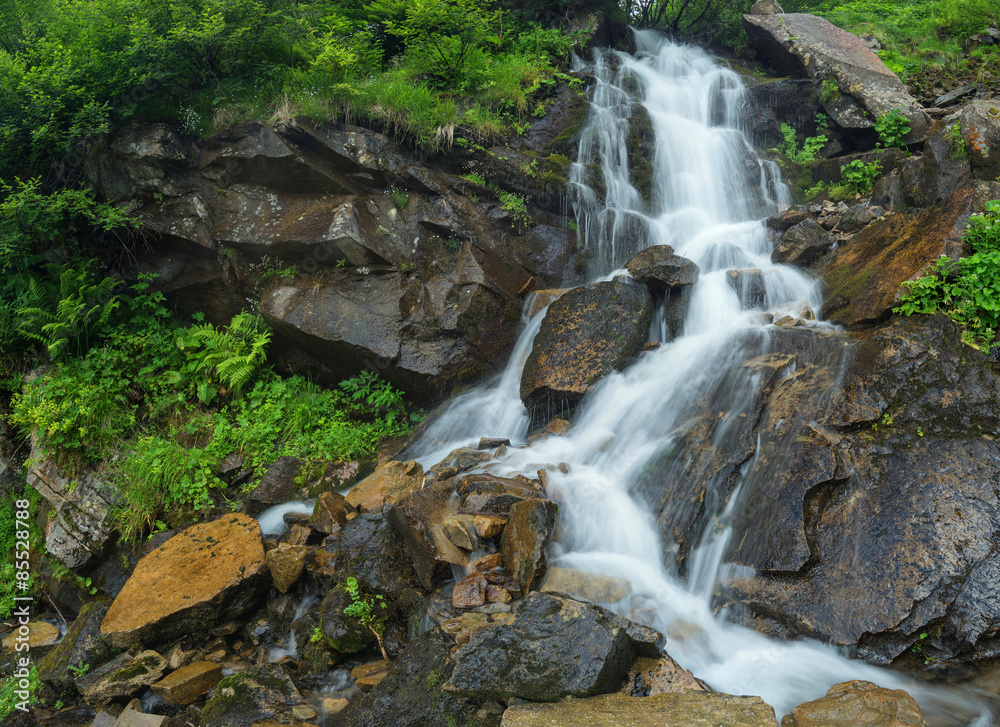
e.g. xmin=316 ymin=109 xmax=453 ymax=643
xmin=346 ymin=460 xmax=423 ymax=512
xmin=962 ymin=100 xmax=1000 ymax=182
xmin=265 ymin=543 xmax=307 ymax=593
xmin=386 ymin=480 xmax=469 ymax=589
xmin=309 ymin=490 xmax=355 ymax=534
xmin=151 ymin=661 xmax=224 ymax=706
xmin=621 ymin=654 xmax=706 ymax=696
xmin=101 ymin=514 xmax=268 ymax=648
xmin=501 ymin=498 xmax=558 ymax=594
xmin=520 ymin=281 xmax=652 ymax=426
xmin=625 ymin=246 xmax=699 ymax=289
xmin=783 ymin=680 xmax=926 ymax=726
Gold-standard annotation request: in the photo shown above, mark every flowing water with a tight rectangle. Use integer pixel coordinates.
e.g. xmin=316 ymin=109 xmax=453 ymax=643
xmin=408 ymin=32 xmax=995 ymax=724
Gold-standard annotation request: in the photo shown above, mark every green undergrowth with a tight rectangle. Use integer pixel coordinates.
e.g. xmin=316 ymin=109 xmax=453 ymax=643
xmin=895 ymin=200 xmax=1000 ymax=351
xmin=10 ymin=274 xmax=420 ymax=542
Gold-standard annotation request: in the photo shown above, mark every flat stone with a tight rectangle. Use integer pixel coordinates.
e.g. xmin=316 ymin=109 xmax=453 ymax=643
xmin=539 ymin=566 xmax=631 ymax=603
xmin=113 ymin=701 xmax=168 ymax=727
xmin=457 ymin=473 xmax=543 ymax=517
xmin=351 ymin=659 xmax=392 ymax=680
xmin=76 ymin=650 xmax=167 ymax=703
xmin=101 ymin=514 xmax=268 ymax=649
xmin=625 ymin=246 xmax=699 ymax=289
xmin=470 ymin=552 xmax=503 ymax=571
xmin=347 ymin=460 xmax=423 ymax=513
xmin=200 ymin=663 xmax=303 ymax=727
xmin=292 ymin=704 xmax=318 ymax=721
xmin=3 ymin=621 xmax=60 ymax=649
xmin=151 ymin=661 xmax=223 ymax=705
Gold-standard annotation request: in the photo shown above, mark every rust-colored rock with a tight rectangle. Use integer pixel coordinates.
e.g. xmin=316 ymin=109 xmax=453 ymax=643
xmin=442 ymin=514 xmax=479 ymax=550
xmin=783 ymin=680 xmax=926 ymax=726
xmin=151 ymin=661 xmax=223 ymax=705
xmin=621 ymin=654 xmax=706 ymax=696
xmin=453 ymin=573 xmax=489 ymax=609
xmin=519 ymin=281 xmax=653 ymax=427
xmin=470 ymin=552 xmax=503 ymax=571
xmin=501 ymin=498 xmax=558 ymax=595
xmin=487 ymin=584 xmax=512 ymax=603
xmin=265 ymin=543 xmax=307 ymax=593
xmin=101 ymin=514 xmax=268 ymax=648
xmin=820 ymin=186 xmax=973 ymax=325
xmin=962 ymin=100 xmax=1000 ymax=182
xmin=346 ymin=460 xmax=423 ymax=512
xmin=309 ymin=490 xmax=355 ymax=534
xmin=474 ymin=515 xmax=507 ymax=539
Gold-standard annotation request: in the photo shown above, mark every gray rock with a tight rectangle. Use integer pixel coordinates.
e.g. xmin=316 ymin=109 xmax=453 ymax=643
xmin=625 ymin=246 xmax=699 ymax=290
xmin=37 ymin=603 xmax=112 ymax=689
xmin=749 ymin=0 xmax=783 ymax=14
xmin=771 ymin=219 xmax=833 ymax=266
xmin=200 ymin=664 xmax=303 ymax=727
xmin=837 ymin=205 xmax=877 ymax=233
xmin=75 ymin=650 xmax=166 ymax=703
xmin=726 ymin=269 xmax=767 ymax=309
xmin=961 ymin=100 xmax=1000 ymax=182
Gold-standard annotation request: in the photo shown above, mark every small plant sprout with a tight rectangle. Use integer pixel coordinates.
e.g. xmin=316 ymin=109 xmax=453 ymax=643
xmin=342 ymin=576 xmax=388 ymax=660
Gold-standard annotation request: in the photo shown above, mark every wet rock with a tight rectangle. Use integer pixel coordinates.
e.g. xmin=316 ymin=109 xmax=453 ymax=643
xmin=265 ymin=543 xmax=307 ymax=593
xmin=526 ymin=289 xmax=569 ymax=317
xmin=519 ymin=281 xmax=653 ymax=427
xmin=771 ymin=219 xmax=833 ymax=267
xmin=387 ymin=480 xmax=468 ymax=589
xmin=501 ymin=692 xmax=778 ymax=726
xmin=2 ymin=621 xmax=59 ymax=649
xmin=200 ymin=663 xmax=302 ymax=727
xmin=487 ymin=584 xmax=512 ymax=603
xmin=101 ymin=514 xmax=269 ymax=649
xmin=820 ymin=186 xmax=976 ymax=325
xmin=309 ymin=490 xmax=355 ymax=534
xmin=111 ymin=700 xmax=169 ymax=727
xmin=442 ymin=514 xmax=479 ymax=550
xmin=471 ymin=552 xmax=504 ymax=571
xmin=453 ymin=573 xmax=489 ymax=609
xmin=329 ymin=512 xmax=424 ymax=602
xmin=458 ymin=473 xmax=543 ymax=517
xmin=621 ymin=654 xmax=706 ymax=696
xmin=727 ymin=269 xmax=767 ymax=310
xmin=337 ymin=628 xmax=503 ymax=727
xmin=474 ymin=515 xmax=507 ymax=539
xmin=743 ymin=13 xmax=928 ymax=143
xmin=27 ymin=441 xmax=120 ymax=569
xmin=346 ymin=460 xmax=423 ymax=513
xmin=500 ymin=499 xmax=558 ymax=594
xmin=836 ymin=205 xmax=877 ymax=233
xmin=319 ymin=588 xmax=376 ymax=655
xmin=76 ymin=650 xmax=167 ymax=703
xmin=783 ymin=680 xmax=926 ymax=726
xmin=961 ymin=100 xmax=1000 ymax=182
xmin=37 ymin=603 xmax=112 ymax=689
xmin=539 ymin=566 xmax=631 ymax=603
xmin=247 ymin=456 xmax=303 ymax=512
xmin=625 ymin=246 xmax=699 ymax=289
xmin=427 ymin=448 xmax=491 ymax=483
xmin=150 ymin=661 xmax=224 ymax=705
xmin=444 ymin=592 xmax=664 ymax=702
xmin=441 ymin=612 xmax=492 ymax=645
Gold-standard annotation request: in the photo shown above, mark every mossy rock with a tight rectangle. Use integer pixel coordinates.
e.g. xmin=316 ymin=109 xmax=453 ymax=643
xmin=37 ymin=602 xmax=112 ymax=689
xmin=200 ymin=664 xmax=302 ymax=727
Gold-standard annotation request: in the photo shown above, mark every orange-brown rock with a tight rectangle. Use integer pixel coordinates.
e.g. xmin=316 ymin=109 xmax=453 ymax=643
xmin=782 ymin=680 xmax=926 ymax=726
xmin=621 ymin=654 xmax=706 ymax=696
xmin=820 ymin=186 xmax=973 ymax=325
xmin=526 ymin=288 xmax=569 ymax=318
xmin=470 ymin=552 xmax=503 ymax=572
xmin=487 ymin=585 xmax=512 ymax=603
xmin=101 ymin=514 xmax=268 ymax=648
xmin=309 ymin=490 xmax=355 ymax=534
xmin=265 ymin=542 xmax=307 ymax=593
xmin=386 ymin=480 xmax=469 ymax=589
xmin=151 ymin=661 xmax=223 ymax=705
xmin=474 ymin=515 xmax=507 ymax=539
xmin=501 ymin=499 xmax=558 ymax=595
xmin=346 ymin=460 xmax=423 ymax=512
xmin=453 ymin=573 xmax=489 ymax=609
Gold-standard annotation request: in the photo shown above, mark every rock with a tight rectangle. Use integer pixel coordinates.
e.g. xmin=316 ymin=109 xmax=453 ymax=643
xmin=745 ymin=81 xmax=823 ymax=151
xmin=37 ymin=603 xmax=112 ymax=689
xmin=200 ymin=664 xmax=303 ymax=727
xmin=27 ymin=441 xmax=120 ymax=569
xmin=771 ymin=219 xmax=833 ymax=267
xmin=749 ymin=0 xmax=783 ymax=13
xmin=473 ymin=515 xmax=507 ymax=539
xmin=621 ymin=654 xmax=706 ymax=696
xmin=527 ymin=289 xmax=569 ymax=318
xmin=441 ymin=612 xmax=492 ymax=645
xmin=500 ymin=499 xmax=558 ymax=594
xmin=487 ymin=585 xmax=512 ymax=603
xmin=248 ymin=456 xmax=303 ymax=510
xmin=2 ymin=621 xmax=59 ymax=649
xmin=426 ymin=448 xmax=492 ymax=484
xmin=113 ymin=700 xmax=169 ymax=727
xmin=356 ymin=670 xmax=391 ymax=692
xmin=453 ymin=573 xmax=489 ymax=609
xmin=329 ymin=512 xmax=424 ymax=603
xmin=767 ymin=208 xmax=811 ymax=232
xmin=387 ymin=480 xmax=469 ymax=589
xmin=783 ymin=680 xmax=926 ymax=726
xmin=101 ymin=514 xmax=269 ymax=648
xmin=319 ymin=587 xmax=376 ymax=655
xmin=309 ymin=490 xmax=355 ymax=534
xmin=961 ymin=100 xmax=1000 ymax=182
xmin=150 ymin=661 xmax=223 ymax=705
xmin=501 ymin=692 xmax=778 ymax=726
xmin=625 ymin=246 xmax=699 ymax=289
xmin=336 ymin=629 xmax=503 ymax=727
xmin=458 ymin=473 xmax=544 ymax=517
xmin=743 ymin=13 xmax=928 ymax=143
xmin=292 ymin=703 xmax=319 ymax=721
xmin=442 ymin=514 xmax=479 ymax=550
xmin=726 ymin=269 xmax=767 ymax=310
xmin=836 ymin=205 xmax=877 ymax=233
xmin=346 ymin=460 xmax=424 ymax=513
xmin=519 ymin=281 xmax=653 ymax=427
xmin=820 ymin=186 xmax=975 ymax=325
xmin=934 ymin=85 xmax=977 ymax=108
xmin=265 ymin=543 xmax=307 ymax=593
xmin=76 ymin=650 xmax=167 ymax=703
xmin=471 ymin=552 xmax=504 ymax=571
xmin=539 ymin=566 xmax=631 ymax=603
xmin=444 ymin=592 xmax=664 ymax=702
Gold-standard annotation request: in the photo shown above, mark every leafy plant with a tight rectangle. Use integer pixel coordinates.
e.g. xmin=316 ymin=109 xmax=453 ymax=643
xmin=875 ymin=108 xmax=911 ymax=150
xmin=778 ymin=123 xmax=827 ymax=164
xmin=498 ymin=191 xmax=531 ymax=229
xmin=0 ymin=663 xmax=40 ymax=720
xmin=820 ymin=78 xmax=839 ymax=103
xmin=342 ymin=576 xmax=388 ymax=660
xmin=950 ymin=122 xmax=968 ymax=160
xmin=174 ymin=313 xmax=271 ymax=404
xmin=840 ymin=159 xmax=881 ymax=195
xmin=67 ymin=660 xmax=90 ymax=677
xmin=390 ymin=189 xmax=408 ymax=210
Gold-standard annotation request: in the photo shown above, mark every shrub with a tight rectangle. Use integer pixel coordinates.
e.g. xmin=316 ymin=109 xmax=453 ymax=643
xmin=840 ymin=159 xmax=880 ymax=195
xmin=875 ymin=108 xmax=911 ymax=150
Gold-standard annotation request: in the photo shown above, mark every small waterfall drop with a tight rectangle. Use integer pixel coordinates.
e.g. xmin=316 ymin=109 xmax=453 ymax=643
xmin=408 ymin=33 xmax=995 ymax=724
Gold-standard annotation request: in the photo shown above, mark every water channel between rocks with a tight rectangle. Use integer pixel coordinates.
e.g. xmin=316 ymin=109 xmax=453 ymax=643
xmin=404 ymin=30 xmax=997 ymax=725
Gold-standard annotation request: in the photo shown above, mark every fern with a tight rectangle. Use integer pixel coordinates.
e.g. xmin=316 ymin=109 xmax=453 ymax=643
xmin=177 ymin=313 xmax=272 ymax=402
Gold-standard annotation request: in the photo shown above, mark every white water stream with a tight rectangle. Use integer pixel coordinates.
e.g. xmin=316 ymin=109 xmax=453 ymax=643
xmin=408 ymin=33 xmax=995 ymax=724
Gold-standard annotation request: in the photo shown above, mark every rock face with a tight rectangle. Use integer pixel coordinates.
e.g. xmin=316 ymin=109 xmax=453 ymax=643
xmin=520 ymin=281 xmax=653 ymax=425
xmin=743 ymin=13 xmax=929 ymax=143
xmin=783 ymin=681 xmax=926 ymax=727
xmin=625 ymin=246 xmax=699 ymax=289
xmin=101 ymin=514 xmax=269 ymax=648
xmin=443 ymin=592 xmax=664 ymax=702
xmin=962 ymin=100 xmax=1000 ymax=181
xmin=37 ymin=602 xmax=112 ymax=689
xmin=501 ymin=692 xmax=778 ymax=726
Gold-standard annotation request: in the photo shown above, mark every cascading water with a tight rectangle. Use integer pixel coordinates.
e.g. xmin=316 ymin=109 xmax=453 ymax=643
xmin=408 ymin=32 xmax=995 ymax=724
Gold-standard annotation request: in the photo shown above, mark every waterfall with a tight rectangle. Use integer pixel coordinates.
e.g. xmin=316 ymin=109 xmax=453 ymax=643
xmin=408 ymin=33 xmax=994 ymax=724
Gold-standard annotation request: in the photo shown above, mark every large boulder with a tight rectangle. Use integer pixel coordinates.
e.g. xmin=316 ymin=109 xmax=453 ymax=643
xmin=387 ymin=480 xmax=469 ymax=589
xmin=743 ymin=14 xmax=929 ymax=144
xmin=961 ymin=100 xmax=1000 ymax=182
xmin=346 ymin=460 xmax=423 ymax=513
xmin=199 ymin=664 xmax=304 ymax=727
xmin=772 ymin=219 xmax=833 ymax=267
xmin=625 ymin=246 xmax=699 ymax=290
xmin=443 ymin=592 xmax=664 ymax=702
xmin=519 ymin=281 xmax=653 ymax=426
xmin=101 ymin=514 xmax=269 ymax=648
xmin=501 ymin=692 xmax=778 ymax=726
xmin=500 ymin=498 xmax=558 ymax=595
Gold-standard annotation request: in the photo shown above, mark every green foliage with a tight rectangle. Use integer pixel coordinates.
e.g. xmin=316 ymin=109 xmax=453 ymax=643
xmin=499 ymin=191 xmax=531 ymax=229
xmin=875 ymin=108 xmax=911 ymax=150
xmin=820 ymin=78 xmax=839 ymax=103
xmin=778 ymin=123 xmax=827 ymax=164
xmin=895 ymin=200 xmax=1000 ymax=351
xmin=0 ymin=663 xmax=40 ymax=720
xmin=950 ymin=122 xmax=968 ymax=160
xmin=342 ymin=575 xmax=388 ymax=659
xmin=174 ymin=312 xmax=271 ymax=404
xmin=0 ymin=485 xmax=42 ymax=619
xmin=390 ymin=189 xmax=408 ymax=210
xmin=67 ymin=660 xmax=90 ymax=677
xmin=840 ymin=159 xmax=881 ymax=195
